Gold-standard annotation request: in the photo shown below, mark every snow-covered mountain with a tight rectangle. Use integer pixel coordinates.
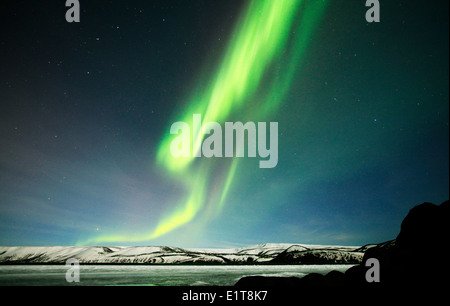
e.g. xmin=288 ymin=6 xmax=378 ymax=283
xmin=0 ymin=244 xmax=363 ymax=265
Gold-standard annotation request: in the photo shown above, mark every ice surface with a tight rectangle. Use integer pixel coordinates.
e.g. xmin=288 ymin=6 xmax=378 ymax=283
xmin=0 ymin=264 xmax=356 ymax=286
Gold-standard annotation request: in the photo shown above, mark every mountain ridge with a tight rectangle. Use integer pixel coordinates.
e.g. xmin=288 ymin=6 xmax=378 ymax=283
xmin=0 ymin=243 xmax=364 ymax=265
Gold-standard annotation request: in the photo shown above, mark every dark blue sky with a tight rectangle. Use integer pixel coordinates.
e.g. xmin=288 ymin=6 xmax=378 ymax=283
xmin=0 ymin=0 xmax=448 ymax=247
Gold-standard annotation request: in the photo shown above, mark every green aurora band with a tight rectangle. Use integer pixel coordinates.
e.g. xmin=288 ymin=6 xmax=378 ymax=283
xmin=82 ymin=0 xmax=328 ymax=245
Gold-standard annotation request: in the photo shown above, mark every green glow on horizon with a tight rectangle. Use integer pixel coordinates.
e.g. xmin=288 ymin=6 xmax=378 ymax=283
xmin=81 ymin=0 xmax=329 ymax=246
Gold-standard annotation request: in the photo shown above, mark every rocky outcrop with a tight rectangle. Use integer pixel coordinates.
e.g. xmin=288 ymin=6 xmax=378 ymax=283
xmin=236 ymin=200 xmax=449 ymax=289
xmin=236 ymin=270 xmax=346 ymax=288
xmin=346 ymin=200 xmax=449 ymax=287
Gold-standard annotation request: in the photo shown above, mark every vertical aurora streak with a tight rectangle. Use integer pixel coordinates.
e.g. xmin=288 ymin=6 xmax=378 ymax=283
xmin=83 ymin=0 xmax=328 ymax=245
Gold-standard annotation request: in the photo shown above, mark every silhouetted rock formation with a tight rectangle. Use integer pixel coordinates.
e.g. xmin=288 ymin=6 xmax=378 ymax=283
xmin=235 ymin=276 xmax=303 ymax=287
xmin=235 ymin=271 xmax=346 ymax=288
xmin=236 ymin=200 xmax=449 ymax=289
xmin=346 ymin=200 xmax=449 ymax=287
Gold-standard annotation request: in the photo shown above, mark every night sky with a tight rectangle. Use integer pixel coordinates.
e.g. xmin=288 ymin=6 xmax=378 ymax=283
xmin=0 ymin=0 xmax=448 ymax=248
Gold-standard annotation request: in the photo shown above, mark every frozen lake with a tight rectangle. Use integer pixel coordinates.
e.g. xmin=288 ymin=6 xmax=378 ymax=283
xmin=0 ymin=264 xmax=354 ymax=286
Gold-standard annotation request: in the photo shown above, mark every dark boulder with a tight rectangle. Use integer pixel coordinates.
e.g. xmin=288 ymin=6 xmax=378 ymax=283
xmin=356 ymin=200 xmax=449 ymax=287
xmin=235 ymin=200 xmax=449 ymax=290
xmin=235 ymin=271 xmax=346 ymax=288
xmin=235 ymin=276 xmax=302 ymax=287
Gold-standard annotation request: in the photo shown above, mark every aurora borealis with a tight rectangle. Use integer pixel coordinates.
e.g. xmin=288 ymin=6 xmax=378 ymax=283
xmin=0 ymin=0 xmax=448 ymax=248
xmin=85 ymin=0 xmax=329 ymax=245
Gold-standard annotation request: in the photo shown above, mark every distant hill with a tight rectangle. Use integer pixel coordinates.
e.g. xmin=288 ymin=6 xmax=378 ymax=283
xmin=0 ymin=243 xmax=363 ymax=265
